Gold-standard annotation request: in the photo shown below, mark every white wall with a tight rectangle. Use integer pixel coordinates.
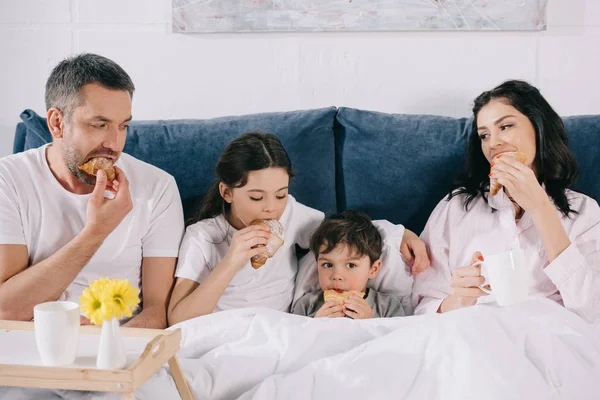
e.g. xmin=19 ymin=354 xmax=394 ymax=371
xmin=0 ymin=0 xmax=598 ymax=157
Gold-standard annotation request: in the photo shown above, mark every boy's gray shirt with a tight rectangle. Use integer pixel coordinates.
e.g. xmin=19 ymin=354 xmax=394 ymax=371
xmin=292 ymin=288 xmax=406 ymax=318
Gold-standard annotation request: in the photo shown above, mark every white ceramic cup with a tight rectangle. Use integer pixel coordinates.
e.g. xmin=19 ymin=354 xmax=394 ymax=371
xmin=33 ymin=301 xmax=80 ymax=366
xmin=472 ymin=249 xmax=529 ymax=306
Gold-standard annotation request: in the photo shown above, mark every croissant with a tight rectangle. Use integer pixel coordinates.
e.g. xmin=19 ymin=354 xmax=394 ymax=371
xmin=490 ymin=151 xmax=526 ymax=196
xmin=323 ymin=290 xmax=365 ymax=305
xmin=78 ymin=157 xmax=116 ymax=181
xmin=250 ymin=219 xmax=284 ymax=269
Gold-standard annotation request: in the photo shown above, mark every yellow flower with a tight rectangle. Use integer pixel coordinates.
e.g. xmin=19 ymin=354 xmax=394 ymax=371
xmin=79 ymin=277 xmax=140 ymax=324
xmin=90 ymin=277 xmax=111 ymax=293
xmin=104 ymin=279 xmax=140 ymax=320
xmin=79 ymin=281 xmax=113 ymax=325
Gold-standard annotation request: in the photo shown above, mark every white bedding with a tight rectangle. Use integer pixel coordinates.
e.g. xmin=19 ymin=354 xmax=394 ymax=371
xmin=3 ymin=298 xmax=599 ymax=399
xmin=138 ymin=298 xmax=600 ymax=400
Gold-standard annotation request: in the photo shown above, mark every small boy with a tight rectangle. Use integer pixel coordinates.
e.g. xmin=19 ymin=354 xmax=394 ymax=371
xmin=292 ymin=210 xmax=406 ymax=319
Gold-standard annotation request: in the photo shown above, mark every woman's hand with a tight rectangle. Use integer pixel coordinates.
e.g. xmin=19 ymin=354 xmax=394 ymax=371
xmin=400 ymin=229 xmax=430 ymax=275
xmin=490 ymin=154 xmax=552 ymax=215
xmin=439 ymin=252 xmax=488 ymax=313
xmin=221 ymin=224 xmax=271 ymax=271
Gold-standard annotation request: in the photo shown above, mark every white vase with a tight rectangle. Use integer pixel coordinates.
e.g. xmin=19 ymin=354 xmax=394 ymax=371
xmin=96 ymin=316 xmax=126 ymax=369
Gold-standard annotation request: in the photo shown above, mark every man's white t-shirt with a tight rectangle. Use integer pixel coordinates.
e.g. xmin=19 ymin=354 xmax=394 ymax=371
xmin=175 ymin=195 xmax=324 ymax=312
xmin=0 ymin=144 xmax=185 ymax=310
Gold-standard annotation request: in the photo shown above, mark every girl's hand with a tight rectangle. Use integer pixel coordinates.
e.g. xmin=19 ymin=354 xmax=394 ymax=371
xmin=490 ymin=154 xmax=552 ymax=215
xmin=400 ymin=229 xmax=430 ymax=275
xmin=315 ymin=301 xmax=345 ymax=318
xmin=343 ymin=294 xmax=374 ymax=319
xmin=221 ymin=224 xmax=271 ymax=271
xmin=440 ymin=251 xmax=488 ymax=313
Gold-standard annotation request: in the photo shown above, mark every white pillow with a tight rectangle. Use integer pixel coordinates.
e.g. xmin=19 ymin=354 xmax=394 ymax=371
xmin=292 ymin=220 xmax=415 ymax=315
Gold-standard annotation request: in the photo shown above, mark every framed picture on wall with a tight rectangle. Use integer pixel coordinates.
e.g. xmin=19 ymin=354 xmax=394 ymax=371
xmin=172 ymin=0 xmax=548 ymax=33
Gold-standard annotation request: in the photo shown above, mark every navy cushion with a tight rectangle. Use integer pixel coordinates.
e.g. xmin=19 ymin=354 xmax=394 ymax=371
xmin=16 ymin=110 xmax=53 ymax=153
xmin=563 ymin=116 xmax=600 ymax=202
xmin=13 ymin=120 xmax=27 ymax=154
xmin=335 ymin=107 xmax=470 ymax=234
xmin=15 ymin=108 xmax=338 ymax=219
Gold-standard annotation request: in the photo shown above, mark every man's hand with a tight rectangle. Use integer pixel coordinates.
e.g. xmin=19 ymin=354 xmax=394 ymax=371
xmin=85 ymin=167 xmax=133 ymax=238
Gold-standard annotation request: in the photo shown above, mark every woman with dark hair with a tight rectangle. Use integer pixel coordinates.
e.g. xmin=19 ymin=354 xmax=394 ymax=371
xmin=413 ymin=80 xmax=600 ymax=323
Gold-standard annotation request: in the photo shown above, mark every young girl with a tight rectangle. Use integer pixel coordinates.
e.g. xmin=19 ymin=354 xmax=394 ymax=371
xmin=167 ymin=132 xmax=323 ymax=324
xmin=168 ymin=132 xmax=428 ymax=325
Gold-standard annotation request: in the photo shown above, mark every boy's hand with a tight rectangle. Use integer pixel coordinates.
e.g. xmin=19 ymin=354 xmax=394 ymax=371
xmin=343 ymin=294 xmax=374 ymax=319
xmin=315 ymin=301 xmax=345 ymax=318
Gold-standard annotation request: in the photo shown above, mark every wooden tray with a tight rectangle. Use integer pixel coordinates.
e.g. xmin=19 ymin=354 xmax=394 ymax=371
xmin=0 ymin=320 xmax=193 ymax=400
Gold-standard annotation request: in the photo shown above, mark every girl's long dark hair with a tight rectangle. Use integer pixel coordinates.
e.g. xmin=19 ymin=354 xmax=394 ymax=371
xmin=187 ymin=132 xmax=294 ymax=226
xmin=449 ymin=80 xmax=579 ymax=217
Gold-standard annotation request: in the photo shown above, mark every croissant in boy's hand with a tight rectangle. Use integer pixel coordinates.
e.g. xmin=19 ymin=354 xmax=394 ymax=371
xmin=323 ymin=290 xmax=365 ymax=305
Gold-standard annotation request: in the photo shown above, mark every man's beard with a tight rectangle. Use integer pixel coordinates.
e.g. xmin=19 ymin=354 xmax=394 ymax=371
xmin=63 ymin=143 xmax=94 ymax=185
xmin=62 ymin=140 xmax=119 ymax=186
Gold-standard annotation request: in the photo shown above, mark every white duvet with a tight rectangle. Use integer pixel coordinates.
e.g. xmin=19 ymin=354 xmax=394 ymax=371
xmin=3 ymin=298 xmax=599 ymax=399
xmin=136 ymin=298 xmax=600 ymax=400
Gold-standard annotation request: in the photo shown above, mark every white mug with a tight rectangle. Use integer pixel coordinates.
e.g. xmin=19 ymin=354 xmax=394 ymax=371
xmin=33 ymin=301 xmax=80 ymax=366
xmin=472 ymin=249 xmax=529 ymax=306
